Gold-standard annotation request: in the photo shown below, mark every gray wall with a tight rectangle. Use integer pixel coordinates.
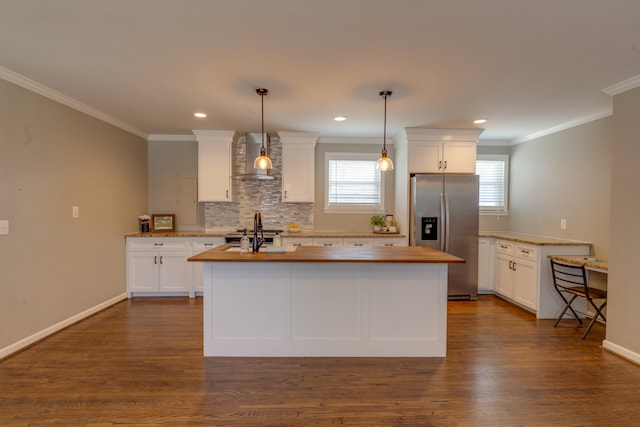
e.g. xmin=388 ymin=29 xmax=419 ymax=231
xmin=148 ymin=140 xmax=199 ymax=230
xmin=607 ymin=87 xmax=640 ymax=356
xmin=0 ymin=79 xmax=147 ymax=351
xmin=506 ymin=118 xmax=612 ymax=257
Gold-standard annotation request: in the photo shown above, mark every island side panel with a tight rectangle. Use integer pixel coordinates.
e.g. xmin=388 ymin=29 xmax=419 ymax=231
xmin=203 ymin=261 xmax=448 ymax=357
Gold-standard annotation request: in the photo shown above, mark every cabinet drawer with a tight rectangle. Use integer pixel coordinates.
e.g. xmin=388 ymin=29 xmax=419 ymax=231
xmin=495 ymin=240 xmax=514 ymax=255
xmin=313 ymin=238 xmax=344 ymax=247
xmin=128 ymin=238 xmax=190 ymax=250
xmin=515 ymin=244 xmax=538 ymax=261
xmin=283 ymin=238 xmax=314 ymax=248
xmin=343 ymin=238 xmax=374 ymax=247
xmin=374 ymin=237 xmax=406 ymax=247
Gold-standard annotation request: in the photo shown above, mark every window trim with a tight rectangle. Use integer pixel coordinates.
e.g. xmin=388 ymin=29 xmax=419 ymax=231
xmin=476 ymin=154 xmax=509 ymax=216
xmin=324 ymin=152 xmax=385 ymax=214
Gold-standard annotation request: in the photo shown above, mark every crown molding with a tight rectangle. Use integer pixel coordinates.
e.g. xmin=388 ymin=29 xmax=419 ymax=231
xmin=147 ymin=134 xmax=196 ymax=142
xmin=512 ymin=109 xmax=612 ymax=145
xmin=317 ymin=136 xmax=392 ymax=145
xmin=0 ymin=66 xmax=147 ymax=139
xmin=602 ymin=74 xmax=640 ymax=96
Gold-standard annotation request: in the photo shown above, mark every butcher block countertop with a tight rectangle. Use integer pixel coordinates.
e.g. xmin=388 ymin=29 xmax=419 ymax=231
xmin=479 ymin=231 xmax=592 ymax=246
xmin=188 ymin=244 xmax=464 ymax=264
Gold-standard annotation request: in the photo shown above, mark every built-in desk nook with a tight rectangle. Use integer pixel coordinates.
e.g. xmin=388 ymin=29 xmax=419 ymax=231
xmin=188 ymin=245 xmax=463 ymax=357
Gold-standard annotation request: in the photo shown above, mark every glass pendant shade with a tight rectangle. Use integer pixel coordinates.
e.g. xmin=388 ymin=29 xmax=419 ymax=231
xmin=254 ymin=147 xmax=273 ymax=170
xmin=377 ymin=152 xmax=394 ymax=171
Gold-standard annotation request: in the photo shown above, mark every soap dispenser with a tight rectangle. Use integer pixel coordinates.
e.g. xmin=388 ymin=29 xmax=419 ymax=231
xmin=240 ymin=228 xmax=250 ymax=253
xmin=273 ymin=232 xmax=282 ymax=247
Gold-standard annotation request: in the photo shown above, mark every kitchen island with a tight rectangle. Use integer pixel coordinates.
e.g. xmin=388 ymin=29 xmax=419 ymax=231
xmin=189 ymin=245 xmax=463 ymax=357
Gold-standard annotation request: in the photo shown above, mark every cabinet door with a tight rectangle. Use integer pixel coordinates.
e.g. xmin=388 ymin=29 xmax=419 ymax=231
xmin=513 ymin=258 xmax=538 ymax=311
xmin=128 ymin=250 xmax=159 ymax=292
xmin=158 ymin=251 xmax=191 ymax=292
xmin=409 ymin=142 xmax=442 ymax=173
xmin=494 ymin=253 xmax=514 ymax=299
xmin=192 ymin=238 xmax=224 ymax=293
xmin=442 ymin=142 xmax=477 ymax=173
xmin=198 ymin=140 xmax=232 ymax=202
xmin=282 ymin=144 xmax=315 ymax=203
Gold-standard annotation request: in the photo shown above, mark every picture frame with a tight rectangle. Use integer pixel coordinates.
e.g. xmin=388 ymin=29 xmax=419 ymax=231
xmin=151 ymin=214 xmax=176 ymax=232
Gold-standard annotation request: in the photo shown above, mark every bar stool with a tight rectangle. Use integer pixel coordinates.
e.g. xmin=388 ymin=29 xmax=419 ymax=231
xmin=550 ymin=259 xmax=608 ymax=339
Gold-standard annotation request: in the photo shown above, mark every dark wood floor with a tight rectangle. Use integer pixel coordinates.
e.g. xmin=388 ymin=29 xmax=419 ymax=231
xmin=1 ymin=295 xmax=639 ymax=426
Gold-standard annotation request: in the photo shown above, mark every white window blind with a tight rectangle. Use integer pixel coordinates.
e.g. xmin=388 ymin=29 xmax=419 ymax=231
xmin=325 ymin=153 xmax=384 ymax=212
xmin=476 ymin=155 xmax=509 ymax=214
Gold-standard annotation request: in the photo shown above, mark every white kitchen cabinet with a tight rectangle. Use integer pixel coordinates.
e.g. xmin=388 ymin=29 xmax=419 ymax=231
xmin=278 ymin=131 xmax=319 ymax=203
xmin=493 ymin=240 xmax=538 ymax=311
xmin=191 ymin=237 xmax=225 ymax=295
xmin=194 ymin=130 xmax=235 ymax=202
xmin=409 ymin=141 xmax=477 ymax=173
xmin=126 ymin=238 xmax=192 ymax=297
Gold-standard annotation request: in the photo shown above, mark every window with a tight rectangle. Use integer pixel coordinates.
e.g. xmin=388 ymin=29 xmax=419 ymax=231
xmin=325 ymin=153 xmax=384 ymax=213
xmin=476 ymin=154 xmax=509 ymax=214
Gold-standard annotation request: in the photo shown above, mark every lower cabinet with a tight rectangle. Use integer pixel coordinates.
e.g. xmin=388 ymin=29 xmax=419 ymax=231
xmin=494 ymin=240 xmax=539 ymax=311
xmin=126 ymin=238 xmax=192 ymax=297
xmin=478 ymin=237 xmax=494 ymax=292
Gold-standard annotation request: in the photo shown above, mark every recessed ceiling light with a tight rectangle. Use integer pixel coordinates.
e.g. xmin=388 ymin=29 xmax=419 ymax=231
xmin=334 ymin=116 xmax=347 ymax=122
xmin=194 ymin=112 xmax=207 ymax=118
xmin=473 ymin=118 xmax=487 ymax=124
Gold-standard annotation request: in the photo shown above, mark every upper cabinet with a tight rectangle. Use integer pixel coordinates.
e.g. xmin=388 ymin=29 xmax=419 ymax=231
xmin=278 ymin=131 xmax=319 ymax=203
xmin=193 ymin=130 xmax=236 ymax=202
xmin=403 ymin=128 xmax=482 ymax=174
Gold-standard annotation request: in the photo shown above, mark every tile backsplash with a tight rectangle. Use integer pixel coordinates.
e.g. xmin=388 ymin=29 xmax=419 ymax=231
xmin=203 ymin=135 xmax=314 ymax=231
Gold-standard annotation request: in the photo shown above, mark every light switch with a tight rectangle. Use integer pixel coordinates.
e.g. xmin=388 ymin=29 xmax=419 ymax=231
xmin=0 ymin=219 xmax=8 ymax=235
xmin=560 ymin=219 xmax=567 ymax=230
xmin=72 ymin=206 xmax=79 ymax=218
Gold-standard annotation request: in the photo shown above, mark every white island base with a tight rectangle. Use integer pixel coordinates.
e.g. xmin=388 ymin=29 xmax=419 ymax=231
xmin=202 ymin=261 xmax=449 ymax=357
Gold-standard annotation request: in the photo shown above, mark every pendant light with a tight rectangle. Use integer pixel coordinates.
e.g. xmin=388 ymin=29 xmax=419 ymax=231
xmin=377 ymin=90 xmax=394 ymax=171
xmin=253 ymin=88 xmax=272 ymax=170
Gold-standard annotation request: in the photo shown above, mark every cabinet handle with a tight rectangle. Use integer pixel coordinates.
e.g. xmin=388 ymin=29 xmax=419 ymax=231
xmin=354 ymin=243 xmax=363 ymax=247
xmin=284 ymin=190 xmax=287 ymax=199
xmin=438 ymin=160 xmax=442 ymax=170
xmin=293 ymin=243 xmax=302 ymax=247
xmin=512 ymin=261 xmax=516 ymax=271
xmin=508 ymin=260 xmax=512 ymax=270
xmin=154 ymin=243 xmax=163 ymax=247
xmin=385 ymin=243 xmax=393 ymax=246
xmin=444 ymin=160 xmax=448 ymax=170
xmin=226 ymin=190 xmax=229 ymax=199
xmin=500 ymin=245 xmax=508 ymax=249
xmin=324 ymin=243 xmax=332 ymax=246
xmin=159 ymin=256 xmax=163 ymax=264
xmin=521 ymin=249 xmax=530 ymax=254
xmin=154 ymin=256 xmax=158 ymax=264
xmin=204 ymin=243 xmax=214 ymax=247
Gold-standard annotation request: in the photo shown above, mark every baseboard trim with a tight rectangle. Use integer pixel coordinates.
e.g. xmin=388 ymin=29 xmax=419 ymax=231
xmin=602 ymin=340 xmax=640 ymax=366
xmin=0 ymin=293 xmax=128 ymax=360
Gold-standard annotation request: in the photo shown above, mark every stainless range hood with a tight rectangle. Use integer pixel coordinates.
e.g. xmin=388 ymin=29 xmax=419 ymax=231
xmin=234 ymin=132 xmax=274 ymax=180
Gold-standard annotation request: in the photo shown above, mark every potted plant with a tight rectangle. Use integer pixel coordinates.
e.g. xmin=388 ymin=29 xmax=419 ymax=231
xmin=370 ymin=214 xmax=385 ymax=232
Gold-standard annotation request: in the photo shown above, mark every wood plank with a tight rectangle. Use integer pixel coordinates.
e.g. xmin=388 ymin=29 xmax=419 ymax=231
xmin=1 ymin=296 xmax=639 ymax=425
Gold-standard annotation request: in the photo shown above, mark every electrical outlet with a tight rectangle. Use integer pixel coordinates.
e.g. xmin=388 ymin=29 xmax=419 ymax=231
xmin=0 ymin=220 xmax=8 ymax=235
xmin=72 ymin=206 xmax=79 ymax=218
xmin=560 ymin=219 xmax=567 ymax=230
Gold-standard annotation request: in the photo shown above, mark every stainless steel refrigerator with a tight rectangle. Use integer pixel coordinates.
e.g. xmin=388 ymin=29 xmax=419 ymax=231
xmin=410 ymin=174 xmax=479 ymax=299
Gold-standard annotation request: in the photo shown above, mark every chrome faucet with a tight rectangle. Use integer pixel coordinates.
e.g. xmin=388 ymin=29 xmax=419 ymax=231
xmin=252 ymin=211 xmax=265 ymax=253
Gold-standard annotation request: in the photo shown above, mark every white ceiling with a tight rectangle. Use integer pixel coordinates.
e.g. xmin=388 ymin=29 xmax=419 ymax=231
xmin=2 ymin=0 xmax=640 ymax=143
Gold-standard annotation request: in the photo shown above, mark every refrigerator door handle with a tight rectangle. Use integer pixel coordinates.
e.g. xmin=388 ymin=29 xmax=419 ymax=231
xmin=444 ymin=193 xmax=451 ymax=252
xmin=439 ymin=193 xmax=446 ymax=251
